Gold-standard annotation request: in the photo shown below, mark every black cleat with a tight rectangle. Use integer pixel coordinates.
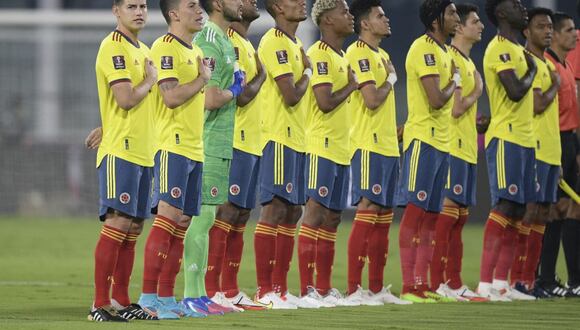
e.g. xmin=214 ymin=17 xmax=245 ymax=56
xmin=117 ymin=303 xmax=158 ymax=320
xmin=88 ymin=306 xmax=128 ymax=322
xmin=531 ymin=285 xmax=555 ymax=299
xmin=565 ymin=284 xmax=580 ymax=298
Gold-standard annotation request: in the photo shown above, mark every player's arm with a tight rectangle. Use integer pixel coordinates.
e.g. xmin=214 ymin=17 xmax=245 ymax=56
xmin=275 ymin=48 xmax=311 ymax=107
xmin=497 ymin=51 xmax=537 ymax=102
xmin=237 ymin=53 xmax=267 ymax=107
xmin=312 ymin=67 xmax=358 ymax=113
xmin=159 ymin=57 xmax=211 ymax=109
xmin=200 ymin=43 xmax=244 ymax=111
xmin=111 ymin=58 xmax=157 ymax=110
xmin=359 ymin=58 xmax=396 ymax=110
xmin=533 ymin=70 xmax=561 ymax=115
xmin=452 ymin=70 xmax=483 ymax=118
xmin=421 ymin=60 xmax=458 ymax=110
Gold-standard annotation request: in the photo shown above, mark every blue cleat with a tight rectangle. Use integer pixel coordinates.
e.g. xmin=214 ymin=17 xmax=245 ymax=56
xmin=137 ymin=293 xmax=180 ymax=319
xmin=182 ymin=297 xmax=223 ymax=316
xmin=200 ymin=296 xmax=235 ymax=313
xmin=158 ymin=296 xmax=206 ymax=318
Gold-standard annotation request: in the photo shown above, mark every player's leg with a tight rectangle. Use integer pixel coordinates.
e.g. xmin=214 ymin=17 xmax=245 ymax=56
xmin=431 ymin=198 xmax=459 ymax=293
xmin=509 ymin=205 xmax=534 ymax=290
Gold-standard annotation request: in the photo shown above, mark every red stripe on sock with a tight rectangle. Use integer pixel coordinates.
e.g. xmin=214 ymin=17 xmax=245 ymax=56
xmin=142 ymin=217 xmax=176 ymax=294
xmin=298 ymin=223 xmax=318 ymax=296
xmin=315 ymin=226 xmax=336 ymax=296
xmin=479 ymin=211 xmax=508 ymax=283
xmin=112 ymin=233 xmax=139 ymax=307
xmin=94 ymin=225 xmax=126 ymax=308
xmin=347 ymin=210 xmax=377 ymax=294
xmin=254 ymin=221 xmax=277 ymax=297
xmin=368 ymin=217 xmax=391 ymax=293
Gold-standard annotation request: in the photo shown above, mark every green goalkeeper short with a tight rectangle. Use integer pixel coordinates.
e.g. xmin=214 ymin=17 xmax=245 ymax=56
xmin=202 ymin=155 xmax=231 ymax=205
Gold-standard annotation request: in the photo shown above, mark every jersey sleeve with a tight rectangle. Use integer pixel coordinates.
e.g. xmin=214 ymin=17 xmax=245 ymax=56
xmin=97 ymin=41 xmax=131 ymax=85
xmin=348 ymin=47 xmax=376 ymax=88
xmin=412 ymin=41 xmax=440 ymax=78
xmin=489 ymin=46 xmax=518 ymax=74
xmin=309 ymin=48 xmax=333 ymax=88
xmin=152 ymin=41 xmax=179 ymax=84
xmin=259 ymin=37 xmax=294 ymax=80
xmin=196 ymin=38 xmax=224 ymax=88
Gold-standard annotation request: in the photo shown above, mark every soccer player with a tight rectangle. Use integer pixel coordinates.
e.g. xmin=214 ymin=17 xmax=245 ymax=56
xmin=296 ymin=0 xmax=358 ymax=307
xmin=537 ymin=11 xmax=579 ymax=298
xmin=254 ymin=0 xmax=312 ymax=309
xmin=344 ymin=0 xmax=409 ymax=305
xmin=90 ymin=0 xmax=158 ymax=322
xmin=202 ymin=0 xmax=268 ymax=310
xmin=477 ymin=0 xmax=538 ymax=301
xmin=429 ymin=3 xmax=485 ymax=301
xmin=135 ymin=0 xmax=209 ymax=319
xmin=396 ymin=0 xmax=459 ymax=303
xmin=181 ymin=0 xmax=246 ymax=315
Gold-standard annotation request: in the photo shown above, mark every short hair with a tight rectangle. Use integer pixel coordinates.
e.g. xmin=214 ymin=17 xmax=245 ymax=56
xmin=553 ymin=12 xmax=573 ymax=32
xmin=527 ymin=7 xmax=553 ymax=26
xmin=485 ymin=0 xmax=508 ymax=27
xmin=349 ymin=0 xmax=381 ymax=34
xmin=200 ymin=0 xmax=213 ymax=13
xmin=113 ymin=0 xmax=124 ymax=5
xmin=456 ymin=3 xmax=478 ymax=25
xmin=159 ymin=0 xmax=180 ymax=24
xmin=419 ymin=0 xmax=452 ymax=32
xmin=311 ymin=0 xmax=339 ymax=27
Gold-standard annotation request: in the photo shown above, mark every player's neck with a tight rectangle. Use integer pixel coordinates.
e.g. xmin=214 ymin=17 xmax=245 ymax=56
xmin=526 ymin=43 xmax=546 ymax=60
xmin=275 ymin=19 xmax=299 ymax=39
xmin=549 ymin=45 xmax=568 ymax=63
xmin=428 ymin=29 xmax=448 ymax=46
xmin=209 ymin=13 xmax=232 ymax=34
xmin=359 ymin=32 xmax=380 ymax=50
xmin=116 ymin=25 xmax=140 ymax=44
xmin=320 ymin=29 xmax=345 ymax=55
xmin=168 ymin=25 xmax=194 ymax=46
xmin=451 ymin=37 xmax=473 ymax=57
xmin=497 ymin=23 xmax=521 ymax=45
xmin=230 ymin=21 xmax=250 ymax=38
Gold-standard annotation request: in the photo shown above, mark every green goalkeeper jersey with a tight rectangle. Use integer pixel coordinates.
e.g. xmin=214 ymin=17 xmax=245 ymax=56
xmin=194 ymin=21 xmax=237 ymax=160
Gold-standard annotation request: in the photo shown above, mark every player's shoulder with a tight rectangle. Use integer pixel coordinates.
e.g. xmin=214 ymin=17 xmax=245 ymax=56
xmin=346 ymin=40 xmax=369 ymax=57
xmin=98 ymin=31 xmax=125 ymax=51
xmin=151 ymin=33 xmax=176 ymax=50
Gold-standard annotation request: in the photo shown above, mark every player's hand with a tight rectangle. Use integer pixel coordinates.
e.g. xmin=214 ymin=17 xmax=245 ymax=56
xmin=524 ymin=51 xmax=537 ymax=75
xmin=197 ymin=56 xmax=211 ymax=83
xmin=550 ymin=70 xmax=561 ymax=88
xmin=228 ymin=69 xmax=246 ymax=98
xmin=255 ymin=52 xmax=266 ymax=80
xmin=476 ymin=114 xmax=491 ymax=134
xmin=347 ymin=65 xmax=358 ymax=89
xmin=383 ymin=58 xmax=396 ymax=76
xmin=144 ymin=58 xmax=158 ymax=84
xmin=85 ymin=127 xmax=102 ymax=150
xmin=301 ymin=47 xmax=312 ymax=70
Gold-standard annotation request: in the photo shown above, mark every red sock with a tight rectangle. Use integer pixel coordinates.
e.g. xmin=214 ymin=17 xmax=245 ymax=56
xmin=112 ymin=233 xmax=139 ymax=307
xmin=94 ymin=225 xmax=126 ymax=308
xmin=222 ymin=224 xmax=245 ymax=298
xmin=205 ymin=219 xmax=231 ymax=297
xmin=523 ymin=224 xmax=545 ymax=286
xmin=480 ymin=211 xmax=508 ymax=283
xmin=316 ymin=226 xmax=337 ymax=296
xmin=495 ymin=220 xmax=520 ymax=281
xmin=272 ymin=224 xmax=296 ymax=294
xmin=446 ymin=208 xmax=468 ymax=289
xmin=510 ymin=223 xmax=530 ymax=284
xmin=399 ymin=203 xmax=425 ymax=293
xmin=430 ymin=206 xmax=459 ymax=289
xmin=368 ymin=211 xmax=392 ymax=293
xmin=298 ymin=224 xmax=318 ymax=296
xmin=347 ymin=210 xmax=376 ymax=294
xmin=415 ymin=212 xmax=437 ymax=289
xmin=254 ymin=222 xmax=277 ymax=298
xmin=158 ymin=224 xmax=186 ymax=298
xmin=142 ymin=216 xmax=176 ymax=294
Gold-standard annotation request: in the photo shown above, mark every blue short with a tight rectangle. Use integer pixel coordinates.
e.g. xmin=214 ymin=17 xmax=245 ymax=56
xmin=151 ymin=150 xmax=203 ymax=217
xmin=98 ymin=155 xmax=152 ymax=221
xmin=228 ymin=149 xmax=260 ymax=209
xmin=486 ymin=138 xmax=536 ymax=206
xmin=443 ymin=155 xmax=477 ymax=207
xmin=305 ymin=154 xmax=350 ymax=211
xmin=351 ymin=149 xmax=399 ymax=208
xmin=396 ymin=140 xmax=449 ymax=212
xmin=259 ymin=141 xmax=305 ymax=205
xmin=536 ymin=160 xmax=559 ymax=204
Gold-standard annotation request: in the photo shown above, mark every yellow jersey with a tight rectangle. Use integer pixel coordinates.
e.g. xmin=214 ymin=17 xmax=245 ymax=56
xmin=448 ymin=45 xmax=478 ymax=164
xmin=257 ymin=28 xmax=307 ymax=152
xmin=305 ymin=40 xmax=351 ymax=165
xmin=151 ymin=33 xmax=205 ymax=162
xmin=483 ymin=36 xmax=534 ymax=148
xmin=228 ymin=27 xmax=262 ymax=156
xmin=346 ymin=40 xmax=399 ymax=158
xmin=95 ymin=30 xmax=155 ymax=167
xmin=404 ymin=34 xmax=454 ymax=152
xmin=532 ymin=53 xmax=560 ymax=165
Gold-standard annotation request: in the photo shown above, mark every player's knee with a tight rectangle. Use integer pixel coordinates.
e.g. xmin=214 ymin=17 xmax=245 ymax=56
xmin=215 ymin=202 xmax=240 ymax=224
xmin=235 ymin=209 xmax=251 ymax=226
xmin=322 ymin=211 xmax=342 ymax=229
xmin=302 ymin=199 xmax=327 ymax=227
xmin=177 ymin=215 xmax=192 ymax=228
xmin=357 ymin=198 xmax=381 ymax=212
xmin=157 ymin=200 xmax=184 ymax=222
xmin=495 ymin=199 xmax=525 ymax=218
xmin=284 ymin=205 xmax=303 ymax=225
xmin=129 ymin=218 xmax=145 ymax=235
xmin=259 ymin=199 xmax=288 ymax=224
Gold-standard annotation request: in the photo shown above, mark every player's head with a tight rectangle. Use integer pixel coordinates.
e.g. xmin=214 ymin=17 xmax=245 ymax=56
xmin=113 ymin=0 xmax=148 ymax=33
xmin=312 ymin=0 xmax=354 ymax=37
xmin=523 ymin=7 xmax=553 ymax=50
xmin=454 ymin=3 xmax=484 ymax=43
xmin=200 ymin=0 xmax=242 ymax=22
xmin=266 ymin=0 xmax=308 ymax=22
xmin=240 ymin=0 xmax=260 ymax=23
xmin=551 ymin=12 xmax=576 ymax=52
xmin=350 ymin=0 xmax=390 ymax=38
xmin=160 ymin=0 xmax=205 ymax=32
xmin=419 ymin=0 xmax=460 ymax=36
xmin=485 ymin=0 xmax=527 ymax=30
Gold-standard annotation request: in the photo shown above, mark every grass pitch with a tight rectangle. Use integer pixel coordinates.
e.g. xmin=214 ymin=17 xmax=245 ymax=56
xmin=0 ymin=217 xmax=579 ymax=329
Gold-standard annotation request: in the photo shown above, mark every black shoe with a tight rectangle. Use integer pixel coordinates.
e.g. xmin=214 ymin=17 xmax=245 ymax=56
xmin=88 ymin=306 xmax=128 ymax=322
xmin=531 ymin=285 xmax=555 ymax=299
xmin=117 ymin=303 xmax=158 ymax=320
xmin=536 ymin=281 xmax=568 ymax=297
xmin=565 ymin=284 xmax=580 ymax=298
xmin=513 ymin=282 xmax=531 ymax=295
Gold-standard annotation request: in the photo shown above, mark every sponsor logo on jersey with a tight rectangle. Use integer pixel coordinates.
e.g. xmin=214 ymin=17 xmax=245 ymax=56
xmin=424 ymin=54 xmax=436 ymax=66
xmin=317 ymin=62 xmax=328 ymax=75
xmin=161 ymin=56 xmax=173 ymax=70
xmin=112 ymin=55 xmax=126 ymax=69
xmin=276 ymin=50 xmax=288 ymax=64
xmin=359 ymin=59 xmax=370 ymax=72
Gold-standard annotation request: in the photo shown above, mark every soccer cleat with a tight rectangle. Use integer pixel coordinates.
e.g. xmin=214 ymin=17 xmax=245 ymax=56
xmin=281 ymin=291 xmax=320 ymax=308
xmin=450 ymin=285 xmax=489 ymax=302
xmin=181 ymin=297 xmax=223 ymax=315
xmin=368 ymin=285 xmax=412 ymax=305
xmin=116 ymin=303 xmax=159 ymax=320
xmin=88 ymin=306 xmax=128 ymax=322
xmin=535 ymin=281 xmax=568 ymax=298
xmin=565 ymin=284 xmax=580 ymax=298
xmin=435 ymin=283 xmax=468 ymax=302
xmin=158 ymin=297 xmax=206 ymax=318
xmin=477 ymin=285 xmax=512 ymax=302
xmin=423 ymin=290 xmax=457 ymax=303
xmin=493 ymin=280 xmax=536 ymax=301
xmin=256 ymin=291 xmax=298 ymax=309
xmin=531 ymin=285 xmax=556 ymax=299
xmin=303 ymin=286 xmax=335 ymax=308
xmin=227 ymin=291 xmax=270 ymax=310
xmin=400 ymin=292 xmax=437 ymax=303
xmin=345 ymin=286 xmax=383 ymax=306
xmin=210 ymin=292 xmax=244 ymax=312
xmin=322 ymin=288 xmax=360 ymax=307
xmin=136 ymin=294 xmax=179 ymax=319
xmin=200 ymin=296 xmax=236 ymax=313
xmin=512 ymin=282 xmax=532 ymax=296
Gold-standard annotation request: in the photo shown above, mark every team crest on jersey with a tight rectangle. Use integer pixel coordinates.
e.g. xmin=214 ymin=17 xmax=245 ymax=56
xmin=417 ymin=190 xmax=427 ymax=201
xmin=210 ymin=186 xmax=219 ymax=197
xmin=112 ymin=55 xmax=126 ymax=69
xmin=424 ymin=54 xmax=436 ymax=66
xmin=205 ymin=57 xmax=216 ymax=72
xmin=500 ymin=53 xmax=511 ymax=63
xmin=372 ymin=184 xmax=382 ymax=195
xmin=508 ymin=184 xmax=518 ymax=195
xmin=318 ymin=186 xmax=329 ymax=198
xmin=119 ymin=192 xmax=131 ymax=204
xmin=171 ymin=187 xmax=182 ymax=199
xmin=317 ymin=62 xmax=328 ymax=75
xmin=161 ymin=56 xmax=173 ymax=70
xmin=286 ymin=183 xmax=293 ymax=193
xmin=453 ymin=184 xmax=463 ymax=195
xmin=229 ymin=184 xmax=240 ymax=196
xmin=276 ymin=50 xmax=288 ymax=64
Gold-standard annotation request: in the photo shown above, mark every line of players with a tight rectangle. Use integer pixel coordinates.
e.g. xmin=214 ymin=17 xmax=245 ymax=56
xmin=86 ymin=0 xmax=580 ymax=322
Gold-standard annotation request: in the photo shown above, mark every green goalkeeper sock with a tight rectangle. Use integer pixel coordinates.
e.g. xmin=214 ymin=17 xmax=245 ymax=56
xmin=183 ymin=204 xmax=215 ymax=298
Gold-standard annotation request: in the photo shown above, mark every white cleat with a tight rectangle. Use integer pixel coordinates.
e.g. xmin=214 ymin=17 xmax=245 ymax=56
xmin=303 ymin=286 xmax=335 ymax=308
xmin=450 ymin=285 xmax=490 ymax=302
xmin=323 ymin=288 xmax=360 ymax=307
xmin=281 ymin=291 xmax=320 ymax=309
xmin=477 ymin=282 xmax=511 ymax=302
xmin=435 ymin=283 xmax=469 ymax=302
xmin=210 ymin=292 xmax=244 ymax=312
xmin=368 ymin=285 xmax=413 ymax=305
xmin=346 ymin=286 xmax=383 ymax=306
xmin=256 ymin=292 xmax=298 ymax=310
xmin=492 ymin=280 xmax=536 ymax=301
xmin=227 ymin=291 xmax=270 ymax=310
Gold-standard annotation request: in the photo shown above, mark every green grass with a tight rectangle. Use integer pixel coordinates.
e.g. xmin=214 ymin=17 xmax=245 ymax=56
xmin=0 ymin=218 xmax=579 ymax=329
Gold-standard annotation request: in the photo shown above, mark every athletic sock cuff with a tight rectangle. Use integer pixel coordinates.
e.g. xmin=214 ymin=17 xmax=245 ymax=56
xmin=101 ymin=225 xmax=126 ymax=243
